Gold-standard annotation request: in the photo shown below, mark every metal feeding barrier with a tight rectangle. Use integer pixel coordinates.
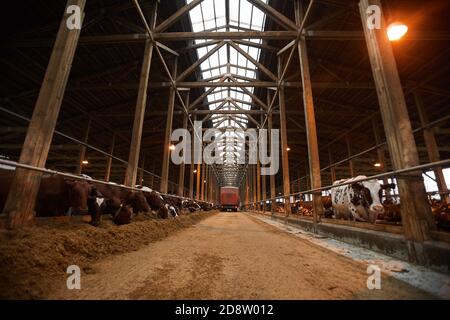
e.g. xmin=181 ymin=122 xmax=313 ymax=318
xmin=0 ymin=106 xmax=181 ymax=186
xmin=0 ymin=158 xmax=194 ymax=201
xmin=247 ymin=158 xmax=450 ymax=205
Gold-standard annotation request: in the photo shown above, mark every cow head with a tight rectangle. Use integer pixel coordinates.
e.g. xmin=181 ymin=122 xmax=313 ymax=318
xmin=127 ymin=191 xmax=150 ymax=213
xmin=113 ymin=204 xmax=133 ymax=225
xmin=65 ymin=179 xmax=98 ymax=214
xmin=157 ymin=205 xmax=169 ymax=219
xmin=351 ymin=180 xmax=385 ymax=222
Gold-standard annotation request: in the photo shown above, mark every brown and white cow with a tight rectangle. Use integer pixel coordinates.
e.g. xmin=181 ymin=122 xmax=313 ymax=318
xmin=90 ymin=182 xmax=150 ymax=226
xmin=331 ymin=176 xmax=394 ymax=223
xmin=0 ymin=170 xmax=100 ymax=218
xmin=135 ymin=186 xmax=170 ymax=219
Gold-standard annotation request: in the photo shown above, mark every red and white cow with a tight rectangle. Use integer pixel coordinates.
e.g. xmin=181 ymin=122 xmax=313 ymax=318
xmin=331 ymin=176 xmax=393 ymax=223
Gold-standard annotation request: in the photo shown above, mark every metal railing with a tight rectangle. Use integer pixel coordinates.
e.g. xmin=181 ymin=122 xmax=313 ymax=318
xmin=246 ymin=158 xmax=450 ymax=205
xmin=0 ymin=158 xmax=195 ymax=201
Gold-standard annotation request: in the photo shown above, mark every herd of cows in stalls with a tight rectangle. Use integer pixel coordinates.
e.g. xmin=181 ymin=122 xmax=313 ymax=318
xmin=0 ymin=167 xmax=449 ymax=231
xmin=261 ymin=175 xmax=450 ymax=231
xmin=0 ymin=167 xmax=215 ymax=226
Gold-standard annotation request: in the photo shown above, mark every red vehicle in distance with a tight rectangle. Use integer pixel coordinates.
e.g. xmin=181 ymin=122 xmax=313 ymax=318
xmin=220 ymin=187 xmax=240 ymax=212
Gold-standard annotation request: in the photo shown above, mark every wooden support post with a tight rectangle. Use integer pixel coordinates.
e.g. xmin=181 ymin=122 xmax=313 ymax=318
xmin=160 ymin=57 xmax=178 ymax=193
xmin=245 ymin=172 xmax=250 ymax=209
xmin=360 ymin=0 xmax=435 ymax=263
xmin=278 ymin=59 xmax=291 ymax=217
xmin=124 ymin=39 xmax=154 ymax=187
xmin=295 ymin=0 xmax=323 ymax=229
xmin=346 ymin=135 xmax=355 ymax=177
xmin=414 ymin=92 xmax=449 ymax=203
xmin=257 ymin=160 xmax=261 ymax=211
xmin=196 ymin=162 xmax=201 ymax=200
xmin=204 ymin=165 xmax=209 ymax=201
xmin=268 ymin=102 xmax=276 ymax=215
xmin=253 ymin=164 xmax=257 ymax=211
xmin=178 ymin=97 xmax=189 ymax=197
xmin=200 ymin=162 xmax=205 ymax=201
xmin=209 ymin=169 xmax=213 ymax=202
xmin=105 ymin=133 xmax=116 ymax=182
xmin=75 ymin=116 xmax=92 ymax=175
xmin=262 ymin=115 xmax=267 ymax=213
xmin=2 ymin=0 xmax=86 ymax=229
xmin=189 ymin=119 xmax=195 ymax=199
xmin=124 ymin=1 xmax=157 ymax=187
xmin=248 ymin=164 xmax=254 ymax=210
xmin=372 ymin=118 xmax=389 ymax=186
xmin=137 ymin=154 xmax=145 ymax=186
xmin=328 ymin=147 xmax=336 ymax=183
xmin=149 ymin=162 xmax=155 ymax=188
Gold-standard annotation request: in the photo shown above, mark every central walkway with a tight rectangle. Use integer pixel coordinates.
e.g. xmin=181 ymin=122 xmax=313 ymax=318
xmin=48 ymin=212 xmax=433 ymax=299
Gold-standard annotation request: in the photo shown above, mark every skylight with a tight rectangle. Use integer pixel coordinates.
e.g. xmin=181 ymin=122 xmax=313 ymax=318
xmin=187 ymin=0 xmax=268 ymax=185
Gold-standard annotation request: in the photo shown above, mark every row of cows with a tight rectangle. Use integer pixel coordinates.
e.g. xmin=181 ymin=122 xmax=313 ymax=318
xmin=268 ymin=175 xmax=450 ymax=231
xmin=0 ymin=169 xmax=214 ymax=226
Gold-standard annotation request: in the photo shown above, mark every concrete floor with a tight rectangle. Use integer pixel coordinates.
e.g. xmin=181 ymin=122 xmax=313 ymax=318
xmin=47 ymin=212 xmax=436 ymax=299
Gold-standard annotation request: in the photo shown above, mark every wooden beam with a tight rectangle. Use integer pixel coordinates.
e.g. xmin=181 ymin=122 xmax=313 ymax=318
xmin=137 ymin=154 xmax=145 ymax=185
xmin=200 ymin=163 xmax=205 ymax=201
xmin=268 ymin=92 xmax=276 ymax=212
xmin=124 ymin=39 xmax=154 ymax=187
xmin=177 ymin=41 xmax=225 ymax=81
xmin=188 ymin=76 xmax=227 ymax=110
xmin=360 ymin=0 xmax=435 ymax=262
xmin=2 ymin=0 xmax=86 ymax=229
xmin=295 ymin=0 xmax=322 ymax=229
xmin=155 ymin=0 xmax=204 ymax=33
xmin=278 ymin=57 xmax=291 ymax=217
xmin=247 ymin=0 xmax=298 ymax=30
xmin=75 ymin=116 xmax=92 ymax=175
xmin=414 ymin=91 xmax=449 ymax=203
xmin=345 ymin=134 xmax=355 ymax=177
xmin=328 ymin=147 xmax=336 ymax=183
xmin=161 ymin=58 xmax=178 ymax=193
xmin=229 ymin=41 xmax=277 ymax=81
xmin=178 ymin=93 xmax=189 ymax=197
xmin=5 ymin=30 xmax=449 ymax=48
xmin=154 ymin=31 xmax=298 ymax=41
xmin=189 ymin=116 xmax=196 ymax=199
xmin=104 ymin=133 xmax=116 ymax=182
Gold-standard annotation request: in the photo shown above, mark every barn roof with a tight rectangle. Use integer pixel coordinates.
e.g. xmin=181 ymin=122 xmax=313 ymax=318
xmin=0 ymin=0 xmax=449 ymax=190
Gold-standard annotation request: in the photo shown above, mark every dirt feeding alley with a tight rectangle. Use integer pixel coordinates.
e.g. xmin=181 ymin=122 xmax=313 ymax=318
xmin=46 ymin=212 xmax=434 ymax=300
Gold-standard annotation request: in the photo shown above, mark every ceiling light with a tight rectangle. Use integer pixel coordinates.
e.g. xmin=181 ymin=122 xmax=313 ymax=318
xmin=81 ymin=160 xmax=89 ymax=165
xmin=374 ymin=163 xmax=382 ymax=168
xmin=169 ymin=144 xmax=176 ymax=151
xmin=387 ymin=22 xmax=408 ymax=41
xmin=286 ymin=147 xmax=291 ymax=152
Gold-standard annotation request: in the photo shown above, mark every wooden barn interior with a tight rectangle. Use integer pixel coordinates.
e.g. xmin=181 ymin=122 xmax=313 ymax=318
xmin=0 ymin=0 xmax=450 ymax=299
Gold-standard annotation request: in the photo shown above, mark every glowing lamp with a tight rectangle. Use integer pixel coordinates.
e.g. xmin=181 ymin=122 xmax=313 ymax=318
xmin=387 ymin=22 xmax=408 ymax=41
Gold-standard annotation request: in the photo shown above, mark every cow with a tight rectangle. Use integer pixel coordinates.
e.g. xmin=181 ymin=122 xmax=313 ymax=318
xmin=162 ymin=195 xmax=182 ymax=217
xmin=381 ymin=198 xmax=402 ymax=223
xmin=429 ymin=198 xmax=450 ymax=231
xmin=90 ymin=182 xmax=150 ymax=226
xmin=292 ymin=196 xmax=333 ymax=218
xmin=0 ymin=170 xmax=100 ymax=218
xmin=182 ymin=199 xmax=201 ymax=212
xmin=331 ymin=176 xmax=394 ymax=223
xmin=135 ymin=186 xmax=169 ymax=219
xmin=198 ymin=201 xmax=213 ymax=211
